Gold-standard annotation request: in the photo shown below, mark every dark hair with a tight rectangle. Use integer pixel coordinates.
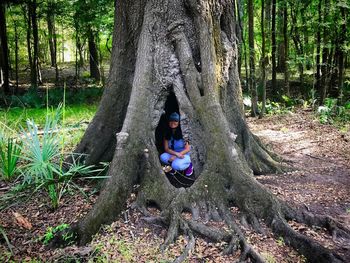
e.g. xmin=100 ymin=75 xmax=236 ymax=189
xmin=164 ymin=122 xmax=183 ymax=140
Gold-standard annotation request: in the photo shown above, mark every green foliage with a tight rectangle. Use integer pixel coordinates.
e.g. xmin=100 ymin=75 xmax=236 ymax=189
xmin=41 ymin=223 xmax=70 ymax=245
xmin=0 ymin=137 xmax=21 ymax=181
xmin=19 ymin=105 xmax=102 ymax=209
xmin=317 ymin=98 xmax=350 ymax=124
xmin=0 ymin=225 xmax=13 ymax=255
xmin=262 ymin=100 xmax=292 ymax=115
xmin=5 ymin=87 xmax=103 ymax=109
xmin=276 ymin=236 xmax=285 ymax=246
xmin=20 ymin=107 xmax=62 ymax=208
xmin=21 ymin=88 xmax=44 ymax=109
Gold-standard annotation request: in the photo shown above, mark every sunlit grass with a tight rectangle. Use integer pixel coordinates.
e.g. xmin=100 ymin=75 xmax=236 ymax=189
xmin=0 ymin=104 xmax=97 ymax=130
xmin=0 ymin=104 xmax=97 ymax=153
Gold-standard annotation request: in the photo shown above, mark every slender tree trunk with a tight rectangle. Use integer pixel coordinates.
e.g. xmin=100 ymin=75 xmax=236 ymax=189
xmin=338 ymin=6 xmax=346 ymax=102
xmin=88 ymin=26 xmax=101 ymax=81
xmin=283 ymin=2 xmax=289 ymax=96
xmin=24 ymin=5 xmax=33 ymax=78
xmin=271 ymin=0 xmax=277 ymax=97
xmin=28 ymin=0 xmax=39 ymax=88
xmin=14 ymin=19 xmax=19 ymax=93
xmin=0 ymin=2 xmax=10 ymax=94
xmin=61 ymin=26 xmax=64 ymax=63
xmin=320 ymin=0 xmax=329 ymax=104
xmin=316 ymin=0 xmax=322 ymax=95
xmin=47 ymin=0 xmax=59 ymax=82
xmin=276 ymin=1 xmax=285 ymax=73
xmin=248 ymin=0 xmax=258 ymax=116
xmin=259 ymin=0 xmax=267 ymax=118
xmin=290 ymin=2 xmax=304 ymax=89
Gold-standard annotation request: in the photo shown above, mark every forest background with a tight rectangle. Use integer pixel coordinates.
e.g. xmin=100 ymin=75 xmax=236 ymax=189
xmin=0 ymin=0 xmax=349 ymax=261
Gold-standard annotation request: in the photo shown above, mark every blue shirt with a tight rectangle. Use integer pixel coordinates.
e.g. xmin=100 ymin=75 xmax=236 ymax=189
xmin=169 ymin=137 xmax=186 ymax=152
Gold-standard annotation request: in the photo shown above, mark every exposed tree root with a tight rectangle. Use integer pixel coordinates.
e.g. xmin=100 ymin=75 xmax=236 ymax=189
xmin=173 ymin=220 xmax=195 ymax=263
xmin=271 ymin=216 xmax=345 ymax=263
xmin=218 ymin=205 xmax=266 ymax=263
xmin=284 ymin=208 xmax=350 ymax=239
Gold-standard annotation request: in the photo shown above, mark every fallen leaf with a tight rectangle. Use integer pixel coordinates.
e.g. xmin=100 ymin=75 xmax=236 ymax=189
xmin=13 ymin=212 xmax=32 ymax=230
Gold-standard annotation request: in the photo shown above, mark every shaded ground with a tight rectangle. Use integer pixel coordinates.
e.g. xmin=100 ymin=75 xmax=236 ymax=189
xmin=0 ymin=109 xmax=349 ymax=262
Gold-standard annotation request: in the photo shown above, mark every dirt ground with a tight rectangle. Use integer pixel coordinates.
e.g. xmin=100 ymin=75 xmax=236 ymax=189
xmin=0 ymin=109 xmax=349 ymax=262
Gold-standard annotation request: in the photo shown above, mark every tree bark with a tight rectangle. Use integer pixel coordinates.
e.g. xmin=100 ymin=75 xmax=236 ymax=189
xmin=0 ymin=2 xmax=10 ymax=94
xmin=87 ymin=26 xmax=101 ymax=81
xmin=60 ymin=1 xmax=350 ymax=262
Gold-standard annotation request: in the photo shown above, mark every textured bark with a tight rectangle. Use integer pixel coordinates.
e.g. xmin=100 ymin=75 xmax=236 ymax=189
xmin=63 ymin=0 xmax=349 ymax=262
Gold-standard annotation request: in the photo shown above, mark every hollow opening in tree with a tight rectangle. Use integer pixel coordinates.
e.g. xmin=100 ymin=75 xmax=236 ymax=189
xmin=155 ymin=91 xmax=179 ymax=154
xmin=155 ymin=91 xmax=195 ymax=188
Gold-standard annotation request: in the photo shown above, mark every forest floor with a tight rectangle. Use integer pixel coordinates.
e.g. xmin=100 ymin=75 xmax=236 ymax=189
xmin=0 ymin=109 xmax=349 ymax=262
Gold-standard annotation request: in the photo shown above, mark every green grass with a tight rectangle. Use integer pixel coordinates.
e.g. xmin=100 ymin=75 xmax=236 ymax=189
xmin=0 ymin=104 xmax=97 ymax=130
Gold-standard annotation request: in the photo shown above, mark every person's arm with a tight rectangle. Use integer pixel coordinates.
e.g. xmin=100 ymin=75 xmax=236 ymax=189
xmin=164 ymin=138 xmax=182 ymax=158
xmin=179 ymin=141 xmax=190 ymax=156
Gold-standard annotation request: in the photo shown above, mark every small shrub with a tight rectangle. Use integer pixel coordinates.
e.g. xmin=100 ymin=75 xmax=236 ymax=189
xmin=21 ymin=88 xmax=43 ymax=108
xmin=317 ymin=98 xmax=350 ymax=124
xmin=41 ymin=223 xmax=70 ymax=245
xmin=0 ymin=137 xmax=21 ymax=181
xmin=276 ymin=236 xmax=285 ymax=246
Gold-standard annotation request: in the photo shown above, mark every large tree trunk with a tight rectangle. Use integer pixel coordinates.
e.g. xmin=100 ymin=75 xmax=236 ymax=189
xmin=62 ymin=1 xmax=349 ymax=262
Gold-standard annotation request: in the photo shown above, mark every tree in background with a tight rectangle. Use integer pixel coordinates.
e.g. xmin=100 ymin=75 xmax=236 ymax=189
xmin=46 ymin=0 xmax=59 ymax=82
xmin=0 ymin=1 xmax=10 ymax=94
xmin=248 ymin=0 xmax=258 ymax=116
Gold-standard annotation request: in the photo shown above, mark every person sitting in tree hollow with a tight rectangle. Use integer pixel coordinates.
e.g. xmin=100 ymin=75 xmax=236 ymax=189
xmin=160 ymin=112 xmax=193 ymax=176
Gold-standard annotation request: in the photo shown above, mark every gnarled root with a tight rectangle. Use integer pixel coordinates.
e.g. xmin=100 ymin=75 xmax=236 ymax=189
xmin=271 ymin=216 xmax=345 ymax=263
